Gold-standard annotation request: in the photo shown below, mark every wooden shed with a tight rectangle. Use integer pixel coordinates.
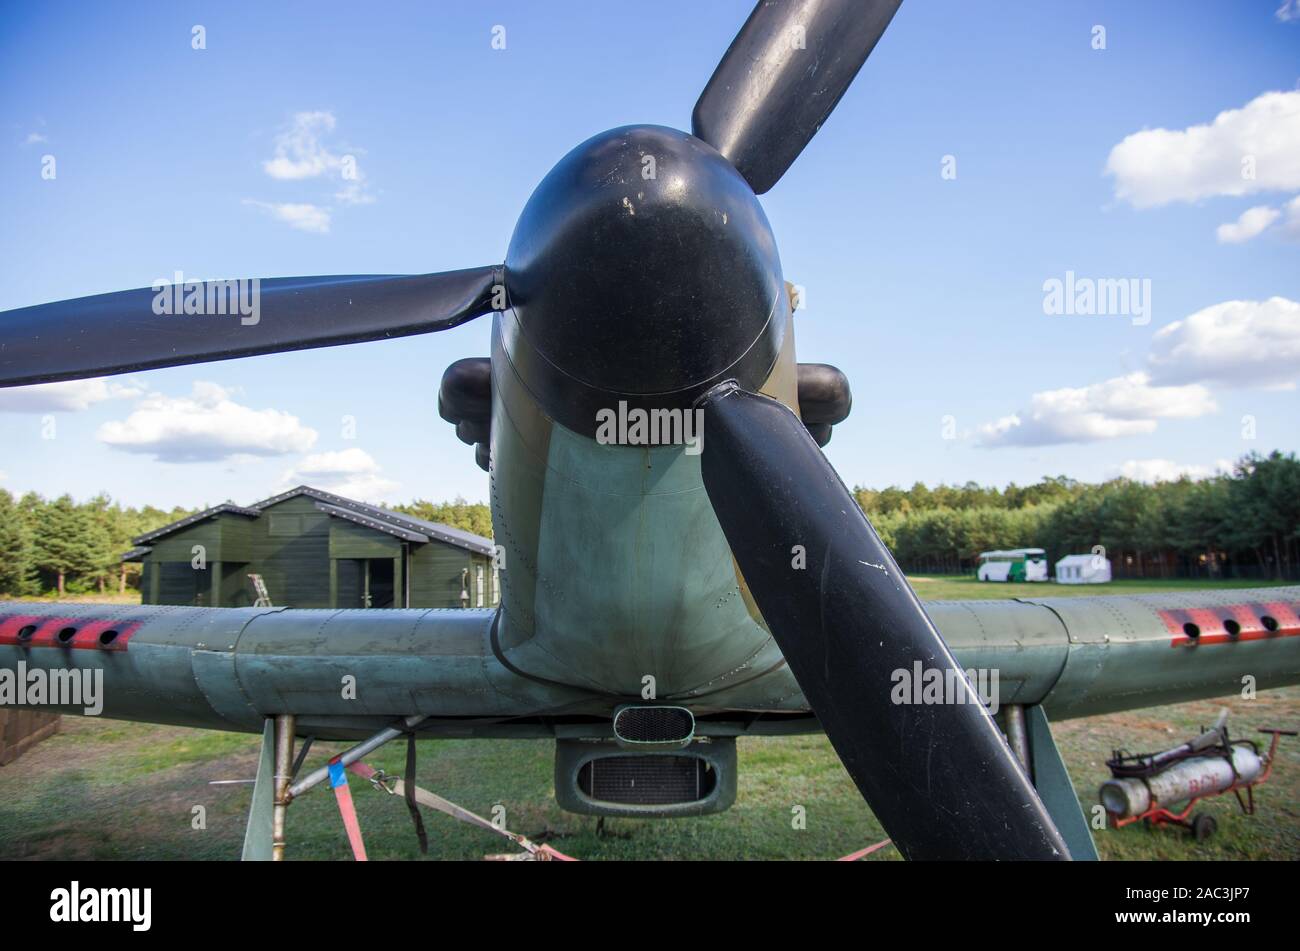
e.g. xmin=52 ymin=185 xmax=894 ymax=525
xmin=0 ymin=710 xmax=60 ymax=766
xmin=124 ymin=486 xmax=499 ymax=609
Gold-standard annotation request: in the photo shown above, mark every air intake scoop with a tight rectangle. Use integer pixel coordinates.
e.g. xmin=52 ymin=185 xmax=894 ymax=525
xmin=613 ymin=704 xmax=696 ymax=749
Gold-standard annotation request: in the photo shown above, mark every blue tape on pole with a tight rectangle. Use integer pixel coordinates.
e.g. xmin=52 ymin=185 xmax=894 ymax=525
xmin=328 ymin=760 xmax=346 ymax=789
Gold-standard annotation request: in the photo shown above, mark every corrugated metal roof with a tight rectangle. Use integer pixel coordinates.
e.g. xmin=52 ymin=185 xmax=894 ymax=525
xmin=313 ymin=501 xmax=429 ymax=543
xmin=130 ymin=486 xmax=495 ymax=556
xmin=366 ymin=505 xmax=495 ymax=556
xmin=120 ymin=546 xmax=152 ymax=562
xmin=240 ymin=485 xmax=494 ymax=556
xmin=253 ymin=485 xmax=495 ymax=555
xmin=131 ymin=503 xmax=261 ymax=544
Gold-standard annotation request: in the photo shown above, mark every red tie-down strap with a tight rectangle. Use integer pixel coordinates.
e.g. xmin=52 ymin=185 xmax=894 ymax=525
xmin=328 ymin=758 xmax=368 ymax=861
xmin=837 ymin=839 xmax=893 ymax=861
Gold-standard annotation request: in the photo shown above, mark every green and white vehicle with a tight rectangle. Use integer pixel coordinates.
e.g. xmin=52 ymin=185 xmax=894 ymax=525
xmin=977 ymin=548 xmax=1049 ymax=582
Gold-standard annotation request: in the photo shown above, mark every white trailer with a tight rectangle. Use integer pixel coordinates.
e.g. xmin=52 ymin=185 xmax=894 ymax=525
xmin=1055 ymin=553 xmax=1112 ymax=584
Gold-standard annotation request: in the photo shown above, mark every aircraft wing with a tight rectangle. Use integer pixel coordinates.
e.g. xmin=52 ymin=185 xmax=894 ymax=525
xmin=2 ymin=586 xmax=1298 ymax=739
xmin=0 ymin=605 xmax=594 ymax=740
xmin=925 ymin=586 xmax=1300 ymax=720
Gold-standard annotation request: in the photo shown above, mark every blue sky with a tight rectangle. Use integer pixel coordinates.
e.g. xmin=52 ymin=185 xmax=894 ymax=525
xmin=2 ymin=0 xmax=1298 ymax=509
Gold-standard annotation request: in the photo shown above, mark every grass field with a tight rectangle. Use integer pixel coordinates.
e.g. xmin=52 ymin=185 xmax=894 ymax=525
xmin=0 ymin=577 xmax=1296 ymax=861
xmin=908 ymin=575 xmax=1295 ymax=601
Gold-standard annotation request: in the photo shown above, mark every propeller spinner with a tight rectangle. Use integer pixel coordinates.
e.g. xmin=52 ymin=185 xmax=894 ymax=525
xmin=501 ymin=124 xmax=786 ymax=436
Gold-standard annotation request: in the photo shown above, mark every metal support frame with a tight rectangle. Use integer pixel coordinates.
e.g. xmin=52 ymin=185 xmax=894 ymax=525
xmin=288 ymin=714 xmax=427 ymax=800
xmin=254 ymin=712 xmax=911 ymax=862
xmin=260 ymin=707 xmax=1102 ymax=862
xmin=240 ymin=715 xmax=425 ymax=861
xmin=240 ymin=719 xmax=277 ymax=861
xmin=272 ymin=714 xmax=296 ymax=861
xmin=1004 ymin=704 xmax=1030 ymax=771
xmin=998 ymin=703 xmax=1098 ymax=860
xmin=1024 ymin=704 xmax=1099 ymax=861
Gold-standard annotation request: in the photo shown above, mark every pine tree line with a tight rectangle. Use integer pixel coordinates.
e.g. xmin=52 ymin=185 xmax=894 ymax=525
xmin=857 ymin=451 xmax=1300 ymax=580
xmin=2 ymin=451 xmax=1296 ymax=597
xmin=0 ymin=492 xmax=197 ymax=597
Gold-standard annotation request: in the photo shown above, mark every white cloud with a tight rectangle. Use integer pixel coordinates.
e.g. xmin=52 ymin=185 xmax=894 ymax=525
xmin=1284 ymin=195 xmax=1300 ymax=237
xmin=1105 ymin=90 xmax=1300 ymax=208
xmin=983 ymin=297 xmax=1298 ymax=451
xmin=0 ymin=378 xmax=141 ymax=413
xmin=333 ymin=180 xmax=375 ymax=206
xmin=280 ymin=447 xmax=397 ymax=501
xmin=248 ymin=112 xmax=373 ymax=227
xmin=1277 ymin=1 xmax=1300 ymax=23
xmin=97 ymin=381 xmax=317 ymax=462
xmin=21 ymin=131 xmax=48 ymax=146
xmin=1216 ymin=205 xmax=1281 ymax=243
xmin=263 ymin=111 xmax=343 ymax=180
xmin=976 ymin=372 xmax=1216 ymax=448
xmin=1114 ymin=459 xmax=1233 ymax=483
xmin=1148 ymin=297 xmax=1300 ymax=389
xmin=242 ymin=199 xmax=331 ymax=234
xmin=291 ymin=448 xmax=379 ymax=476
xmin=259 ymin=111 xmax=372 ymax=204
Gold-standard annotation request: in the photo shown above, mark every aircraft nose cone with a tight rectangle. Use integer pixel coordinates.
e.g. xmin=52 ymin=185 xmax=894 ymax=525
xmin=502 ymin=125 xmax=786 ymax=434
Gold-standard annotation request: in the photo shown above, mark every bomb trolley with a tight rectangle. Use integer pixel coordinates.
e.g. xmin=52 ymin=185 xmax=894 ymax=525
xmin=1099 ymin=711 xmax=1295 ymax=841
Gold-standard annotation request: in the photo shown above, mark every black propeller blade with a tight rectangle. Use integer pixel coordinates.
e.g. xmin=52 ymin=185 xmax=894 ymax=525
xmin=693 ymin=0 xmax=903 ymax=194
xmin=697 ymin=383 xmax=1070 ymax=860
xmin=0 ymin=265 xmax=502 ymax=388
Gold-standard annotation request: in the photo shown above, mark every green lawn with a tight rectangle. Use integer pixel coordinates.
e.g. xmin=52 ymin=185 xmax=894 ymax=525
xmin=911 ymin=575 xmax=1294 ymax=601
xmin=1 ymin=576 xmax=1296 ymax=861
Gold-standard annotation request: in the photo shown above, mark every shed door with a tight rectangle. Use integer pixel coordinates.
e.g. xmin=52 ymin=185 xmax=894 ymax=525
xmin=158 ymin=562 xmax=211 ymax=606
xmin=336 ymin=558 xmax=395 ymax=608
xmin=367 ymin=559 xmax=395 ymax=609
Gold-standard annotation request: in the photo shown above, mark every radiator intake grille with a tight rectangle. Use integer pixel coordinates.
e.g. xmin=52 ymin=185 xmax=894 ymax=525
xmin=578 ymin=755 xmax=714 ymax=805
